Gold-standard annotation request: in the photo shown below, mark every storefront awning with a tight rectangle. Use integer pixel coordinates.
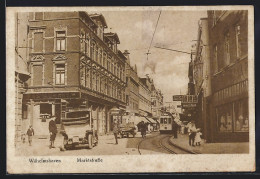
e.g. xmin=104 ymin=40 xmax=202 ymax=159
xmin=146 ymin=117 xmax=158 ymax=124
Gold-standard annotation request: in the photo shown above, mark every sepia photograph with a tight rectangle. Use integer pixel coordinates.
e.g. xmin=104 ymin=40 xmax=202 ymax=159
xmin=6 ymin=6 xmax=255 ymax=173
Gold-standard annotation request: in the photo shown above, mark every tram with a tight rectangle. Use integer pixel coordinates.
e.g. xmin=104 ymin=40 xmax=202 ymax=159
xmin=159 ymin=113 xmax=173 ymax=134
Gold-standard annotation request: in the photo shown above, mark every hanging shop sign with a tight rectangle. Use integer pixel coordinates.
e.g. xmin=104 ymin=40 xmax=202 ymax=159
xmin=182 ymin=103 xmax=197 ymax=108
xmin=24 ymin=92 xmax=80 ymax=99
xmin=172 ymin=95 xmax=183 ymax=101
xmin=181 ymin=95 xmax=198 ymax=103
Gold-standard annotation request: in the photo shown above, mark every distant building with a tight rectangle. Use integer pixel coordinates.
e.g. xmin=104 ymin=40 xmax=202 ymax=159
xmin=151 ymin=84 xmax=163 ymax=120
xmin=23 ymin=12 xmax=126 ymax=136
xmin=193 ymin=18 xmax=211 ymax=141
xmin=124 ymin=50 xmax=139 ymax=124
xmin=138 ymin=77 xmax=152 ymax=117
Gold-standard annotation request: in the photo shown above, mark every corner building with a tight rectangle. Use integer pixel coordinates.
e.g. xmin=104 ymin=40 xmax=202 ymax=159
xmin=23 ymin=12 xmax=126 ymax=136
xmin=207 ymin=10 xmax=248 ymax=142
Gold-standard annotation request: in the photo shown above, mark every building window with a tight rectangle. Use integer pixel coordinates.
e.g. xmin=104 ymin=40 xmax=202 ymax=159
xmin=90 ymin=42 xmax=95 ymax=59
xmin=32 ymin=65 xmax=43 ymax=86
xmin=92 ymin=71 xmax=96 ymax=91
xmin=80 ymin=63 xmax=85 ymax=86
xmin=99 ymin=48 xmax=102 ymax=65
xmin=55 ymin=64 xmax=65 ymax=85
xmin=224 ymin=32 xmax=230 ymax=66
xmin=235 ymin=25 xmax=241 ymax=59
xmin=213 ymin=45 xmax=218 ymax=73
xmin=96 ymin=74 xmax=100 ymax=92
xmin=111 ymin=62 xmax=114 ymax=74
xmin=34 ymin=32 xmax=44 ymax=52
xmin=103 ymin=52 xmax=107 ymax=68
xmin=95 ymin=46 xmax=98 ymax=62
xmin=56 ymin=31 xmax=66 ymax=51
xmin=85 ymin=36 xmax=90 ymax=56
xmin=80 ymin=32 xmax=85 ymax=53
xmin=107 ymin=57 xmax=111 ymax=72
xmin=86 ymin=67 xmax=91 ymax=88
xmin=212 ymin=11 xmax=217 ymax=27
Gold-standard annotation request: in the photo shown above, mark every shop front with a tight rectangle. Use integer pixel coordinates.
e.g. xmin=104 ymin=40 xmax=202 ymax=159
xmin=212 ymin=79 xmax=249 ymax=142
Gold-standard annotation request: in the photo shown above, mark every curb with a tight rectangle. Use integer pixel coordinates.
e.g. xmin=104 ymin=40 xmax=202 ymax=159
xmin=168 ymin=137 xmax=200 ymax=154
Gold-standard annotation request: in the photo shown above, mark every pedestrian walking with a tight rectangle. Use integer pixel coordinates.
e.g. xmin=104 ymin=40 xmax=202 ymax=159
xmin=49 ymin=118 xmax=57 ymax=149
xmin=113 ymin=121 xmax=119 ymax=144
xmin=26 ymin=125 xmax=34 ymax=146
xmin=172 ymin=120 xmax=178 ymax=139
xmin=187 ymin=120 xmax=196 ymax=146
xmin=194 ymin=128 xmax=202 ymax=146
xmin=140 ymin=121 xmax=146 ymax=138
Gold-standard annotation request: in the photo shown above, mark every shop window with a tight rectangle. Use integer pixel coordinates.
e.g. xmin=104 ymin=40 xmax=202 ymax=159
xmin=55 ymin=64 xmax=65 ymax=85
xmin=234 ymin=99 xmax=248 ymax=132
xmin=34 ymin=32 xmax=43 ymax=52
xmin=217 ymin=103 xmax=233 ymax=132
xmin=56 ymin=31 xmax=66 ymax=51
xmin=40 ymin=103 xmax=52 ymax=119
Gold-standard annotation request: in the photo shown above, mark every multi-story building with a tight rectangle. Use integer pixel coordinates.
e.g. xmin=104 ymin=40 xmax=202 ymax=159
xmin=138 ymin=77 xmax=152 ymax=117
xmin=192 ymin=18 xmax=211 ymax=141
xmin=23 ymin=12 xmax=126 ymax=136
xmin=151 ymin=84 xmax=163 ymax=120
xmin=15 ymin=12 xmax=31 ymax=144
xmin=124 ymin=50 xmax=139 ymax=123
xmin=206 ymin=10 xmax=248 ymax=142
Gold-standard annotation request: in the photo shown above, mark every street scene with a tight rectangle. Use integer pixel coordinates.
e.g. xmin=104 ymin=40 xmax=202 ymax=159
xmin=14 ymin=9 xmax=249 ymax=156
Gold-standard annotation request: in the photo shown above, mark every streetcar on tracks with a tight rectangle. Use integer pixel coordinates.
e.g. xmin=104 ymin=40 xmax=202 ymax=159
xmin=159 ymin=113 xmax=173 ymax=134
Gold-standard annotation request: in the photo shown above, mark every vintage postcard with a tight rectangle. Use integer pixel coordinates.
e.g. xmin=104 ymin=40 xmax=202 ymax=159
xmin=6 ymin=6 xmax=255 ymax=173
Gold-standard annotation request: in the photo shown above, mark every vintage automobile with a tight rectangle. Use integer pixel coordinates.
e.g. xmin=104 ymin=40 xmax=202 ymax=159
xmin=61 ymin=109 xmax=98 ymax=150
xmin=119 ymin=122 xmax=137 ymax=138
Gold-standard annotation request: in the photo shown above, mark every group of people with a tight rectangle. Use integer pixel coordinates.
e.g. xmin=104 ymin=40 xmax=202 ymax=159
xmin=25 ymin=117 xmax=58 ymax=149
xmin=186 ymin=120 xmax=202 ymax=146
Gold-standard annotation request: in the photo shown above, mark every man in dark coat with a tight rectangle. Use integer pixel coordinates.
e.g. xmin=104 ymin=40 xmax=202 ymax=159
xmin=140 ymin=121 xmax=146 ymax=139
xmin=26 ymin=125 xmax=34 ymax=146
xmin=172 ymin=120 xmax=178 ymax=139
xmin=113 ymin=121 xmax=119 ymax=144
xmin=49 ymin=118 xmax=57 ymax=148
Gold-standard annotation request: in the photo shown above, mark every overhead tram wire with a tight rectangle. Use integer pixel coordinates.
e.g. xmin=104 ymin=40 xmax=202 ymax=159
xmin=146 ymin=10 xmax=162 ymax=60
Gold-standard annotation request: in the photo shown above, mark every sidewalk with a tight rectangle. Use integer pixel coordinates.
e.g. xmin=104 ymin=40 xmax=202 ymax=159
xmin=169 ymin=133 xmax=249 ymax=154
xmin=15 ymin=132 xmax=148 ymax=156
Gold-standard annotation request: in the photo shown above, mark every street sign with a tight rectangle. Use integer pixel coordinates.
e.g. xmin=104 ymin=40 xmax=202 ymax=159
xmin=182 ymin=103 xmax=197 ymax=108
xmin=181 ymin=95 xmax=198 ymax=103
xmin=177 ymin=105 xmax=182 ymax=108
xmin=172 ymin=95 xmax=183 ymax=101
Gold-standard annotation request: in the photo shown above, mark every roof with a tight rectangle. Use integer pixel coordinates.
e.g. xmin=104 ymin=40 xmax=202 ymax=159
xmin=117 ymin=50 xmax=127 ymax=61
xmin=89 ymin=13 xmax=108 ymax=28
xmin=104 ymin=32 xmax=120 ymax=44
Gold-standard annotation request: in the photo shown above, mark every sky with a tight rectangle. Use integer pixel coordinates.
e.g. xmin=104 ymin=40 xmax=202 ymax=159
xmin=92 ymin=10 xmax=207 ymax=107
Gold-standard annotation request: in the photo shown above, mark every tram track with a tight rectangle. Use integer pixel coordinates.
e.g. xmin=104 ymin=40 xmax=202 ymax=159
xmin=137 ymin=133 xmax=195 ymax=155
